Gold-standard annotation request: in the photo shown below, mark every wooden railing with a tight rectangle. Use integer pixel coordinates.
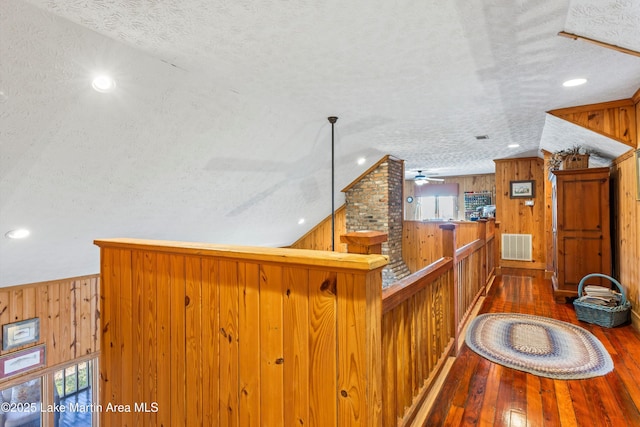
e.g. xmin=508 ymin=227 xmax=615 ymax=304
xmin=485 ymin=219 xmax=497 ymax=281
xmin=442 ymin=220 xmax=496 ymax=344
xmin=380 ymin=258 xmax=455 ymax=426
xmin=95 ymin=218 xmax=495 ymax=427
xmin=380 ymin=219 xmax=496 ymax=425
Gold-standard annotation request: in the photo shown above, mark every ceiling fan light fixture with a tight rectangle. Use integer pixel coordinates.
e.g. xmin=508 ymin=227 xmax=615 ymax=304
xmin=414 ymin=171 xmax=428 ymax=186
xmin=413 ymin=170 xmax=445 ymax=184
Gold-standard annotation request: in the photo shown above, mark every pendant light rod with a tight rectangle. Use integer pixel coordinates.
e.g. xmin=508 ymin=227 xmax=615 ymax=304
xmin=328 ymin=116 xmax=338 ymax=251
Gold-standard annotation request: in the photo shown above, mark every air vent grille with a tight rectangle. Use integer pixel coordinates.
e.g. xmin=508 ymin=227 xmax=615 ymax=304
xmin=501 ymin=234 xmax=532 ymax=261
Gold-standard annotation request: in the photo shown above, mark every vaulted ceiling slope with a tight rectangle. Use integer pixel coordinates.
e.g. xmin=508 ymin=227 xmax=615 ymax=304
xmin=1 ymin=0 xmax=639 ymax=287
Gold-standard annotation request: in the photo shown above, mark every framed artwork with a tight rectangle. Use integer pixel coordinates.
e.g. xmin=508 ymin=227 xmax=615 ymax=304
xmin=510 ymin=180 xmax=535 ymax=198
xmin=0 ymin=345 xmax=46 ymax=380
xmin=3 ymin=318 xmax=40 ymax=351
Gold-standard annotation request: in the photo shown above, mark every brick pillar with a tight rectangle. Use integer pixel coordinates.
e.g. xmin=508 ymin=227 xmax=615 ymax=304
xmin=344 ymin=156 xmax=410 ymax=287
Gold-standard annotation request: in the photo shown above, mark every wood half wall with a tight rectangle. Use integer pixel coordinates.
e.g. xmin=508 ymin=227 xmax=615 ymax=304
xmin=95 ymin=238 xmax=387 ymax=427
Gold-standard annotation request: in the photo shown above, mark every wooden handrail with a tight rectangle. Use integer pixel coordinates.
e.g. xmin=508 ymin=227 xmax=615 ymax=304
xmin=382 ymin=257 xmax=453 ymax=313
xmin=94 ymin=238 xmax=388 ymax=271
xmin=455 ymin=238 xmax=484 ymax=260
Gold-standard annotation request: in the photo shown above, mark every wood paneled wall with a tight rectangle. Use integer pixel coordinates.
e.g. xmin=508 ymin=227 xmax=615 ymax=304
xmin=289 ymin=205 xmax=347 ymax=252
xmin=402 ymin=221 xmax=488 ymax=274
xmin=611 ymin=146 xmax=640 ymax=328
xmin=0 ymin=275 xmax=100 ymax=386
xmin=402 ymin=222 xmax=444 ymax=273
xmin=548 ymin=99 xmax=637 ymax=148
xmin=494 ymin=157 xmax=546 ymax=270
xmin=455 ymin=222 xmax=482 ymax=248
xmin=96 ymin=238 xmax=387 ymax=427
xmin=404 ymin=174 xmax=495 ymax=221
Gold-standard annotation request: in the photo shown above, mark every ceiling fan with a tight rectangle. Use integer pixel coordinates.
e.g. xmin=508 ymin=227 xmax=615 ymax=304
xmin=414 ymin=170 xmax=445 ymax=186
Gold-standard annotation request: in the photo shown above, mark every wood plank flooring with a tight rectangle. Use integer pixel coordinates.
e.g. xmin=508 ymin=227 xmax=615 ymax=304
xmin=423 ymin=269 xmax=640 ymax=426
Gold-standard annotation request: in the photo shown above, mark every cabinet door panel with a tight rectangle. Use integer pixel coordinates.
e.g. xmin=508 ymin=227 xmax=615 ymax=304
xmin=559 ymin=180 xmax=605 ymax=232
xmin=561 ymin=237 xmax=607 ymax=286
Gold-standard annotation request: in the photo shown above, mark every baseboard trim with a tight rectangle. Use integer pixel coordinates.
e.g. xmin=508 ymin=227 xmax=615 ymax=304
xmin=409 ymin=357 xmax=456 ymax=427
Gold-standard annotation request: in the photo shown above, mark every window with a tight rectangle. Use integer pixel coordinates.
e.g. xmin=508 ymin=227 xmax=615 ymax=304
xmin=412 ymin=182 xmax=459 ymax=220
xmin=54 ymin=361 xmax=91 ymax=398
xmin=0 ymin=378 xmax=43 ymax=426
xmin=0 ymin=359 xmax=96 ymax=427
xmin=416 ymin=195 xmax=457 ymax=220
xmin=54 ymin=360 xmax=94 ymax=426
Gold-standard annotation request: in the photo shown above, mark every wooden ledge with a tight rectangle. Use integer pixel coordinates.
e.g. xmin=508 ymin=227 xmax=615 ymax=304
xmin=340 ymin=231 xmax=388 ymax=245
xmin=94 ymin=238 xmax=388 ymax=271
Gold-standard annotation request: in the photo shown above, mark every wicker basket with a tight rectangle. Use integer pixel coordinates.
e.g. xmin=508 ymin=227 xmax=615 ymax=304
xmin=574 ymin=273 xmax=631 ymax=328
xmin=562 ymin=153 xmax=589 ymax=169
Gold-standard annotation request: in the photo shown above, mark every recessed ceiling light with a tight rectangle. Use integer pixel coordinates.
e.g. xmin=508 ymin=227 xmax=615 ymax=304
xmin=508 ymin=143 xmax=520 ymax=148
xmin=298 ymin=218 xmax=305 ymax=225
xmin=357 ymin=157 xmax=366 ymax=165
xmin=92 ymin=75 xmax=116 ymax=93
xmin=5 ymin=228 xmax=30 ymax=239
xmin=562 ymin=78 xmax=587 ymax=87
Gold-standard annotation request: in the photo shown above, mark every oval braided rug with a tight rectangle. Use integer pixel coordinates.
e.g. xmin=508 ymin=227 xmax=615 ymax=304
xmin=465 ymin=313 xmax=613 ymax=379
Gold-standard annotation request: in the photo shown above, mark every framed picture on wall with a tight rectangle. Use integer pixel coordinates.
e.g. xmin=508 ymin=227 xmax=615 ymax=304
xmin=0 ymin=345 xmax=46 ymax=380
xmin=510 ymin=180 xmax=535 ymax=198
xmin=2 ymin=318 xmax=40 ymax=351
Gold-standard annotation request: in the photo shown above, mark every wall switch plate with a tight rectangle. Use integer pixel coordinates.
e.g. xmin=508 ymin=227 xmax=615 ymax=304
xmin=524 ymin=200 xmax=535 ymax=206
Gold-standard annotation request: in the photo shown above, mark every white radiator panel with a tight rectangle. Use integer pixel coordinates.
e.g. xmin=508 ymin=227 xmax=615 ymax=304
xmin=501 ymin=234 xmax=532 ymax=261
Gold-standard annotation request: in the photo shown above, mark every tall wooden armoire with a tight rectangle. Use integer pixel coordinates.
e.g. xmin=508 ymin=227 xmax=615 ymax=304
xmin=551 ymin=167 xmax=611 ymax=302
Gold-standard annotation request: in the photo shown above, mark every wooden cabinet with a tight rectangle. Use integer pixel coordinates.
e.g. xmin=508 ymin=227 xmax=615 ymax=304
xmin=551 ymin=167 xmax=611 ymax=302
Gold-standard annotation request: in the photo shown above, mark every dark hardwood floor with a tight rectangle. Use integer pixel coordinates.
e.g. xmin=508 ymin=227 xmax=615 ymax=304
xmin=423 ymin=269 xmax=640 ymax=427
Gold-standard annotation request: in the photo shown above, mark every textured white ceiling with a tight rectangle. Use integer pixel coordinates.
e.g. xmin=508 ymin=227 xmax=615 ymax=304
xmin=565 ymin=0 xmax=640 ymax=52
xmin=540 ymin=114 xmax=633 ymax=166
xmin=1 ymin=0 xmax=639 ymax=286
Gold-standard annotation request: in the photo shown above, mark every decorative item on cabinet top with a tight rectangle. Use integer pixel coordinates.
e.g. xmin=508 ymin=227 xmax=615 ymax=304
xmin=547 ymin=145 xmax=602 ymax=171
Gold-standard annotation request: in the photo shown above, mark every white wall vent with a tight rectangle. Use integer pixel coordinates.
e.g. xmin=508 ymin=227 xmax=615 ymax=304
xmin=501 ymin=234 xmax=533 ymax=261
